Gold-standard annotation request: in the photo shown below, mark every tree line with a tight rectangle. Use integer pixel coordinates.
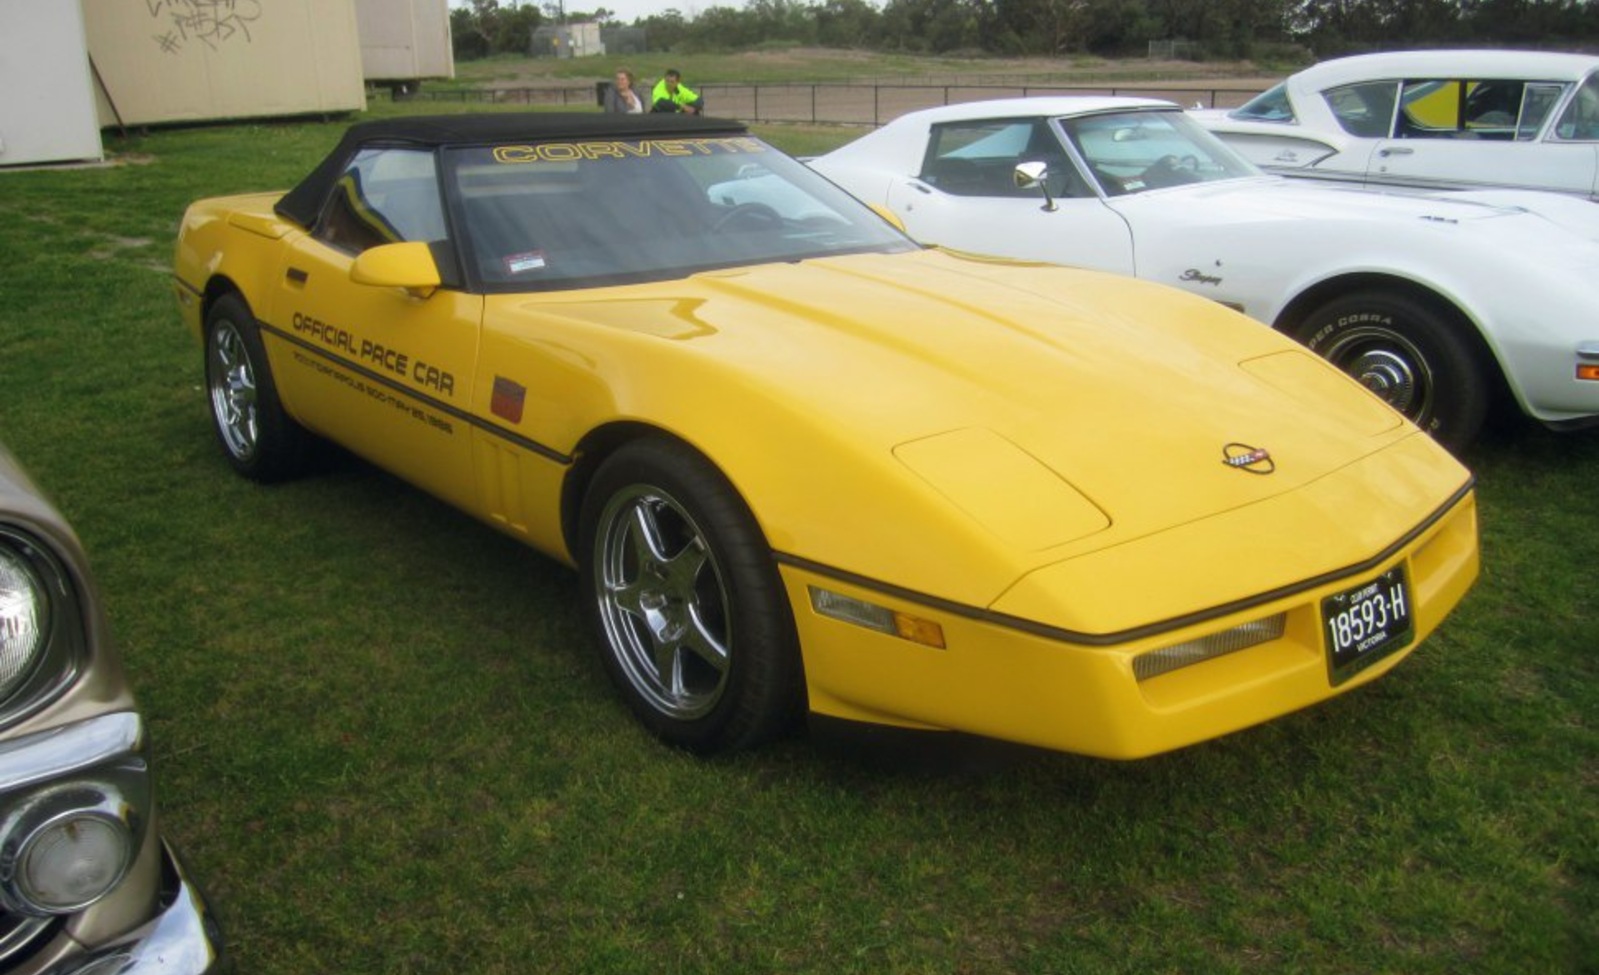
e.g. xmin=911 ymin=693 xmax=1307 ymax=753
xmin=451 ymin=0 xmax=1599 ymax=59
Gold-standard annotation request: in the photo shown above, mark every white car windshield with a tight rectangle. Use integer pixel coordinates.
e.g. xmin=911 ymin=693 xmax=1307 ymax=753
xmin=1060 ymin=110 xmax=1261 ymax=196
xmin=444 ymin=135 xmax=914 ymax=292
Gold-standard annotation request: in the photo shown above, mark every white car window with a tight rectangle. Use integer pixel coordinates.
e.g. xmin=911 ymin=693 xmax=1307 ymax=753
xmin=919 ymin=118 xmax=1088 ymax=199
xmin=1555 ymin=74 xmax=1599 ymax=141
xmin=1324 ymin=81 xmax=1400 ymax=138
xmin=1230 ymin=81 xmax=1294 ymax=123
xmin=1396 ymin=79 xmax=1531 ymax=140
xmin=1519 ymin=83 xmax=1567 ymax=140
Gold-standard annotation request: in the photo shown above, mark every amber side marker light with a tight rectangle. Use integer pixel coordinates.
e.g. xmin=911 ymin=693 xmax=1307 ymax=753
xmin=1579 ymin=344 xmax=1599 ymax=380
xmin=809 ymin=587 xmax=947 ymax=649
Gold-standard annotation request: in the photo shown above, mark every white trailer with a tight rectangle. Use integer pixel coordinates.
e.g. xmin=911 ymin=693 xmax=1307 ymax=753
xmin=0 ymin=0 xmax=103 ymax=166
xmin=82 ymin=0 xmax=367 ymax=127
xmin=354 ymin=0 xmax=455 ymax=92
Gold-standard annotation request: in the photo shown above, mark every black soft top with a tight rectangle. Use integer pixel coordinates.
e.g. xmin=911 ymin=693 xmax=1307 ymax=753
xmin=275 ymin=112 xmax=750 ymax=228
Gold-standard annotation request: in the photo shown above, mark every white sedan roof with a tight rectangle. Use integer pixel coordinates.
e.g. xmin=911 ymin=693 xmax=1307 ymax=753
xmin=1282 ymin=49 xmax=1599 ymax=91
xmin=883 ymin=96 xmax=1178 ymax=125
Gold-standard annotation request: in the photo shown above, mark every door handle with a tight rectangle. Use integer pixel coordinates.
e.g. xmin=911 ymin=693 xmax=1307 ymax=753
xmin=286 ymin=267 xmax=309 ymax=285
xmin=1379 ymin=147 xmax=1415 ymax=158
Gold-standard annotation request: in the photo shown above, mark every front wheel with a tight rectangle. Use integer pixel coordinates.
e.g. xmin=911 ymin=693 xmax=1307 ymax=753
xmin=204 ymin=294 xmax=312 ymax=481
xmin=578 ymin=439 xmax=803 ymax=754
xmin=1291 ymin=291 xmax=1491 ymax=452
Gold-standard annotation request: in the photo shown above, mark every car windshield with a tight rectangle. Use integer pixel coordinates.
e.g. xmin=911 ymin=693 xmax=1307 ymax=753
xmin=1059 ymin=110 xmax=1260 ymax=196
xmin=444 ymin=135 xmax=914 ymax=292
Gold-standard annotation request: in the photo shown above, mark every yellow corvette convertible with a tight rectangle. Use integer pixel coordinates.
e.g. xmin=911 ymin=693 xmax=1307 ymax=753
xmin=172 ymin=113 xmax=1479 ymax=759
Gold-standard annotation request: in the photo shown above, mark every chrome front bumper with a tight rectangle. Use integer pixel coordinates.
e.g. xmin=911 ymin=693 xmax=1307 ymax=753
xmin=0 ymin=711 xmax=222 ymax=975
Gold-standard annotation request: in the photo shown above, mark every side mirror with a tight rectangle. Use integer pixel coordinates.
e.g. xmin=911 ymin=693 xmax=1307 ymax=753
xmin=1013 ymin=161 xmax=1058 ymax=212
xmin=350 ymin=241 xmax=441 ymax=298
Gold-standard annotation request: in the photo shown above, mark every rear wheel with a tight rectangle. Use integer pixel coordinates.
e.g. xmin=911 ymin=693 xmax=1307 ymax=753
xmin=204 ymin=294 xmax=312 ymax=481
xmin=1291 ymin=291 xmax=1490 ymax=452
xmin=578 ymin=439 xmax=803 ymax=754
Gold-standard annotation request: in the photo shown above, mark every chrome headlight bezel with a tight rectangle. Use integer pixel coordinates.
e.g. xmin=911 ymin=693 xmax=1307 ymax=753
xmin=0 ymin=781 xmax=143 ymax=917
xmin=0 ymin=526 xmax=86 ymax=728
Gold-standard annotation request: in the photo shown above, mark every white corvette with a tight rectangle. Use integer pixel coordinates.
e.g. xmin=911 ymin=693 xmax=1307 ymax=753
xmin=808 ymin=97 xmax=1599 ymax=450
xmin=1189 ymin=50 xmax=1599 ymax=199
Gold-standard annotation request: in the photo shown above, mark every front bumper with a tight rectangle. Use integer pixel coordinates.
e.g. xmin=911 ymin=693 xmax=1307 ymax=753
xmin=40 ymin=840 xmax=222 ymax=975
xmin=0 ymin=712 xmax=221 ymax=974
xmin=788 ymin=478 xmax=1479 ymax=759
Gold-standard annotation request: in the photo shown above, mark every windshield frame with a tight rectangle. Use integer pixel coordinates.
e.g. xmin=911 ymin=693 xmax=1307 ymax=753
xmin=439 ymin=135 xmax=916 ymax=295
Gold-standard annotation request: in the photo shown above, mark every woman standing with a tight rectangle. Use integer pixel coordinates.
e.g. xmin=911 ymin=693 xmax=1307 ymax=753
xmin=604 ymin=69 xmax=644 ymax=114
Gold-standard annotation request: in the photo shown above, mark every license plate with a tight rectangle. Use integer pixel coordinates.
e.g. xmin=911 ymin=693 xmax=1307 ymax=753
xmin=1322 ymin=566 xmax=1414 ymax=684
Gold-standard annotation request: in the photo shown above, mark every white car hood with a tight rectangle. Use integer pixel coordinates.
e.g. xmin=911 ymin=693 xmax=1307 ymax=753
xmin=1136 ymin=177 xmax=1536 ymax=228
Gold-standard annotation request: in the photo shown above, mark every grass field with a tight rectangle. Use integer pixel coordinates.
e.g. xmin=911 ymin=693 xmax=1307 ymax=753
xmin=0 ymin=87 xmax=1594 ymax=974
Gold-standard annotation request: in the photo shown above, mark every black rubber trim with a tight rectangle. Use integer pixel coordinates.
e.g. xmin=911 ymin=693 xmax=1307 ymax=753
xmin=775 ymin=478 xmax=1474 ymax=648
xmin=255 ymin=317 xmax=573 ymax=465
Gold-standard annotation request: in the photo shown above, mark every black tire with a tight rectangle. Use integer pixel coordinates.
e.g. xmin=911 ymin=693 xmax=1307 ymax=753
xmin=1291 ymin=291 xmax=1490 ymax=452
xmin=578 ymin=438 xmax=803 ymax=754
xmin=203 ymin=293 xmax=313 ymax=482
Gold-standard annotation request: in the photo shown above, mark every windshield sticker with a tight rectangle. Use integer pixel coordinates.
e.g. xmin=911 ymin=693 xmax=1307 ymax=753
xmin=504 ymin=250 xmax=548 ymax=274
xmin=492 ymin=138 xmax=766 ymax=165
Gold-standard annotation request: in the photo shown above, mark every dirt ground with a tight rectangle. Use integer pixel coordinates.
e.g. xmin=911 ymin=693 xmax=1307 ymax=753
xmin=461 ymin=47 xmax=1285 ymax=91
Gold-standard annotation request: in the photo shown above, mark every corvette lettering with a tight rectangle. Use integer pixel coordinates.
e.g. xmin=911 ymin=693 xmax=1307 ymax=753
xmin=291 ymin=311 xmax=456 ymax=397
xmin=493 ymin=138 xmax=765 ymax=165
xmin=1179 ymin=268 xmax=1223 ymax=286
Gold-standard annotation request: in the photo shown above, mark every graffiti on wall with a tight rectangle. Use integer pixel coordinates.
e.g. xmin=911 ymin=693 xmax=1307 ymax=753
xmin=145 ymin=0 xmax=262 ymax=54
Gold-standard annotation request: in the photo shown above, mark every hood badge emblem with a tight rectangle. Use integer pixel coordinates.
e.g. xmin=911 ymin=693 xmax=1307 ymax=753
xmin=1222 ymin=443 xmax=1275 ymax=475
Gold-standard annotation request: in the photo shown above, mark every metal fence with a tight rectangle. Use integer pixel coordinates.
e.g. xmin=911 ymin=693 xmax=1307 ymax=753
xmin=396 ymin=81 xmax=1263 ymax=126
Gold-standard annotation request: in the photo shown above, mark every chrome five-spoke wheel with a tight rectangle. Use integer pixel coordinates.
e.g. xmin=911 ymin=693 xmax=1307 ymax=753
xmin=208 ymin=320 xmax=259 ymax=463
xmin=593 ymin=484 xmax=731 ymax=721
xmin=579 ymin=439 xmax=802 ymax=753
xmin=202 ymin=294 xmax=311 ymax=482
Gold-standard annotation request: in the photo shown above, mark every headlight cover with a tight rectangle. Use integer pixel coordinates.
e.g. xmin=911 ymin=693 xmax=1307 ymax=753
xmin=0 ymin=543 xmax=48 ymax=704
xmin=0 ymin=527 xmax=82 ymax=723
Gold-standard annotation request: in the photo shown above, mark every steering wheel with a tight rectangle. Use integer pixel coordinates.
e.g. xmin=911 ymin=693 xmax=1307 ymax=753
xmin=712 ymin=202 xmax=783 ymax=233
xmin=1140 ymin=154 xmax=1202 ymax=188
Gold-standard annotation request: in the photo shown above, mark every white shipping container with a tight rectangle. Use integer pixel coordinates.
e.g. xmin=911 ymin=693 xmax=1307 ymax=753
xmin=354 ymin=0 xmax=454 ymax=87
xmin=0 ymin=0 xmax=103 ymax=166
xmin=84 ymin=0 xmax=366 ymax=126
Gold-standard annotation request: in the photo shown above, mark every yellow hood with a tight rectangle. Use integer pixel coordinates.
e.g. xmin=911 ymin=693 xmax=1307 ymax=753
xmin=491 ymin=249 xmax=1462 ymax=628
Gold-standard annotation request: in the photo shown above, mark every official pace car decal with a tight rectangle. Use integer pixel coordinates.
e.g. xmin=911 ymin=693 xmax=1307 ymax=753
xmin=491 ymin=137 xmax=767 ymax=165
xmin=290 ymin=311 xmax=456 ymax=397
xmin=290 ymin=349 xmax=455 ymax=436
xmin=270 ymin=310 xmax=569 ymax=463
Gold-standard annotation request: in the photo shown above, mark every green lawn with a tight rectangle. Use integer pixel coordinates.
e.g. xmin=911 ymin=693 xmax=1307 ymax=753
xmin=0 ymin=106 xmax=1593 ymax=974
